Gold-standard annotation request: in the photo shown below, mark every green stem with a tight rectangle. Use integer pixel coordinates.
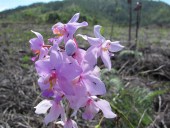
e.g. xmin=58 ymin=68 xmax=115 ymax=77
xmin=110 ymin=103 xmax=134 ymax=128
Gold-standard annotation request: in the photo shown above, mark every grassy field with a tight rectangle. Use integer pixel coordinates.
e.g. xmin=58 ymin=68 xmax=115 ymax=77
xmin=0 ymin=22 xmax=170 ymax=128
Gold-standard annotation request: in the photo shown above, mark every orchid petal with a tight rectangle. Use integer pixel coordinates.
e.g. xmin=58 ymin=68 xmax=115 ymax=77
xmin=64 ymin=119 xmax=78 ymax=128
xmin=101 ymin=50 xmax=111 ymax=70
xmin=34 ymin=100 xmax=52 ymax=114
xmin=48 ymin=36 xmax=63 ymax=44
xmin=83 ymin=74 xmax=106 ymax=96
xmin=92 ymin=66 xmax=101 ymax=77
xmin=94 ymin=25 xmax=105 ymax=41
xmin=72 ymin=48 xmax=86 ymax=64
xmin=50 ymin=49 xmax=63 ymax=70
xmin=82 ymin=100 xmax=99 ymax=120
xmin=87 ymin=37 xmax=101 ymax=46
xmin=31 ymin=30 xmax=44 ymax=42
xmin=44 ymin=103 xmax=64 ymax=125
xmin=95 ymin=99 xmax=117 ymax=118
xmin=65 ymin=22 xmax=88 ymax=41
xmin=58 ymin=76 xmax=75 ymax=95
xmin=29 ymin=38 xmax=42 ymax=50
xmin=66 ymin=95 xmax=88 ymax=110
xmin=109 ymin=41 xmax=124 ymax=52
xmin=35 ymin=59 xmax=51 ymax=76
xmin=42 ymin=89 xmax=54 ymax=98
xmin=83 ymin=46 xmax=98 ymax=72
xmin=38 ymin=76 xmax=50 ymax=91
xmin=68 ymin=13 xmax=80 ymax=23
xmin=39 ymin=47 xmax=48 ymax=59
xmin=60 ymin=62 xmax=82 ymax=81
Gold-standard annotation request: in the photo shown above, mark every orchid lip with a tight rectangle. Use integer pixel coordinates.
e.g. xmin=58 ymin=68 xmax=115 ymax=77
xmin=53 ymin=25 xmax=66 ymax=37
xmin=33 ymin=50 xmax=40 ymax=55
xmin=102 ymin=47 xmax=108 ymax=51
xmin=43 ymin=45 xmax=51 ymax=49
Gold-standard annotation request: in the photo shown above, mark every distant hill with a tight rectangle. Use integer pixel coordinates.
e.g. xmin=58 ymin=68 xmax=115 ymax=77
xmin=0 ymin=0 xmax=170 ymax=26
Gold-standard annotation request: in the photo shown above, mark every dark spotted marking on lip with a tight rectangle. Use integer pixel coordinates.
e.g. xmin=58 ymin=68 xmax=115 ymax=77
xmin=93 ymin=82 xmax=97 ymax=85
xmin=67 ymin=33 xmax=69 ymax=37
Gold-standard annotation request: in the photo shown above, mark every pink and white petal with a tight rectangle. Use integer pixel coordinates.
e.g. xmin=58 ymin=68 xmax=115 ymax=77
xmin=64 ymin=119 xmax=78 ymax=128
xmin=39 ymin=47 xmax=48 ymax=59
xmin=58 ymin=76 xmax=75 ymax=95
xmin=87 ymin=37 xmax=101 ymax=46
xmin=44 ymin=103 xmax=64 ymax=125
xmin=50 ymin=49 xmax=63 ymax=69
xmin=92 ymin=66 xmax=101 ymax=77
xmin=71 ymin=120 xmax=78 ymax=128
xmin=55 ymin=121 xmax=64 ymax=126
xmin=66 ymin=95 xmax=88 ymax=110
xmin=101 ymin=50 xmax=111 ymax=70
xmin=83 ymin=46 xmax=99 ymax=73
xmin=73 ymin=82 xmax=87 ymax=96
xmin=109 ymin=41 xmax=124 ymax=52
xmin=34 ymin=100 xmax=52 ymax=114
xmin=60 ymin=62 xmax=82 ymax=81
xmin=29 ymin=38 xmax=43 ymax=50
xmin=95 ymin=99 xmax=117 ymax=118
xmin=72 ymin=48 xmax=86 ymax=64
xmin=68 ymin=13 xmax=80 ymax=23
xmin=83 ymin=74 xmax=106 ymax=96
xmin=94 ymin=25 xmax=105 ymax=41
xmin=38 ymin=76 xmax=50 ymax=91
xmin=66 ymin=22 xmax=88 ymax=38
xmin=82 ymin=100 xmax=99 ymax=120
xmin=35 ymin=59 xmax=51 ymax=76
xmin=48 ymin=36 xmax=63 ymax=44
xmin=31 ymin=30 xmax=44 ymax=42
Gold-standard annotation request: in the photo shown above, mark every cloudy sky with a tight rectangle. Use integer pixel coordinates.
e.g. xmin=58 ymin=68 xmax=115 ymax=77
xmin=0 ymin=0 xmax=170 ymax=12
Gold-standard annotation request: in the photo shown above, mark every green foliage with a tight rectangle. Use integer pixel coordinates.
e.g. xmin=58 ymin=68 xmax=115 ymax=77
xmin=100 ymin=69 xmax=166 ymax=128
xmin=45 ymin=12 xmax=60 ymax=23
xmin=119 ymin=50 xmax=143 ymax=60
xmin=21 ymin=63 xmax=29 ymax=69
xmin=22 ymin=55 xmax=30 ymax=63
xmin=1 ymin=0 xmax=170 ymax=25
xmin=95 ymin=125 xmax=101 ymax=128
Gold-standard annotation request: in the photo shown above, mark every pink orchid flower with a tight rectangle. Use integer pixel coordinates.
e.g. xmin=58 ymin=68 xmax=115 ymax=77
xmin=29 ymin=30 xmax=50 ymax=61
xmin=34 ymin=97 xmax=65 ymax=125
xmin=78 ymin=25 xmax=124 ymax=70
xmin=52 ymin=13 xmax=88 ymax=43
xmin=64 ymin=119 xmax=78 ymax=128
xmin=35 ymin=47 xmax=82 ymax=97
xmin=56 ymin=119 xmax=78 ymax=128
xmin=82 ymin=97 xmax=117 ymax=120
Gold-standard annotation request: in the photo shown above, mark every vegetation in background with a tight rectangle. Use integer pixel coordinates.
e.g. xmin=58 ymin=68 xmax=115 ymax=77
xmin=1 ymin=0 xmax=170 ymax=26
xmin=99 ymin=69 xmax=167 ymax=128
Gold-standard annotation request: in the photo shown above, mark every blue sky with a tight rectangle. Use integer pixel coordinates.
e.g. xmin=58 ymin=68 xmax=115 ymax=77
xmin=0 ymin=0 xmax=60 ymax=11
xmin=0 ymin=0 xmax=170 ymax=12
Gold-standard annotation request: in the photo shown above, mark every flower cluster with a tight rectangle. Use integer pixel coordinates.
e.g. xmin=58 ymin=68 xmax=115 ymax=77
xmin=29 ymin=13 xmax=124 ymax=127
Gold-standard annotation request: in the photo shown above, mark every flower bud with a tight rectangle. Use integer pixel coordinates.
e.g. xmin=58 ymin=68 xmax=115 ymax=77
xmin=65 ymin=39 xmax=77 ymax=56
